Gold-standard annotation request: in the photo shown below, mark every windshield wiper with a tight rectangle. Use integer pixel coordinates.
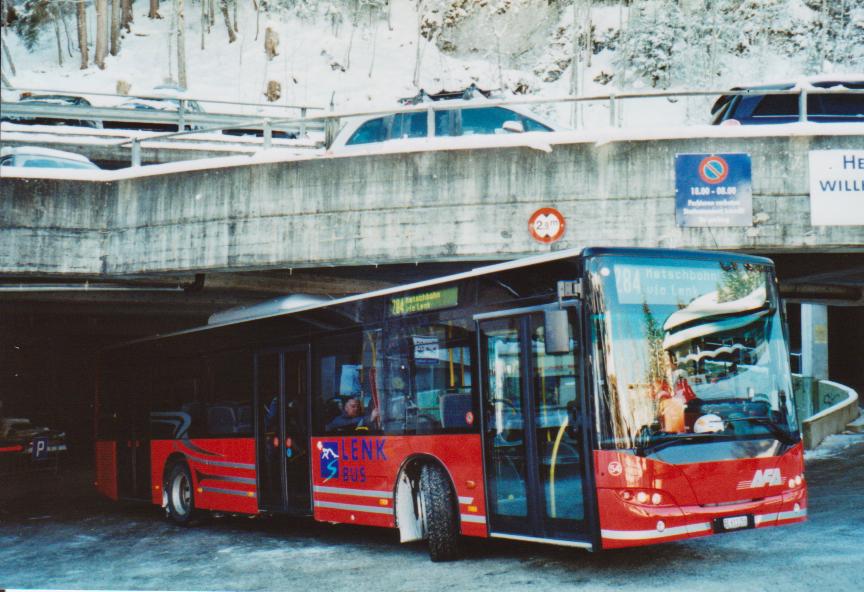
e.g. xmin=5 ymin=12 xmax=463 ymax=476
xmin=724 ymin=416 xmax=798 ymax=445
xmin=635 ymin=431 xmax=730 ymax=457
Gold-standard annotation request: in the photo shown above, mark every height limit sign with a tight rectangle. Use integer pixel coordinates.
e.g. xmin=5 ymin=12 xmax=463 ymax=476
xmin=675 ymin=153 xmax=752 ymax=227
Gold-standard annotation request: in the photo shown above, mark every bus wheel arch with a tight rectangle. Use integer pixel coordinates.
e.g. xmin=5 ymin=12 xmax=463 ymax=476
xmin=163 ymin=455 xmax=198 ymax=526
xmin=395 ymin=455 xmax=460 ymax=561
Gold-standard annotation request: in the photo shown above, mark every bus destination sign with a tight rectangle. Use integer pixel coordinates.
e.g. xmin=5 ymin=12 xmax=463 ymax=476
xmin=612 ymin=263 xmax=725 ymax=305
xmin=390 ymin=286 xmax=458 ymax=316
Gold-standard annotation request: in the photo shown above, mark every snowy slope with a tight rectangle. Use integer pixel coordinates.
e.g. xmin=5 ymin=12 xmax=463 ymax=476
xmin=1 ymin=0 xmax=860 ymax=128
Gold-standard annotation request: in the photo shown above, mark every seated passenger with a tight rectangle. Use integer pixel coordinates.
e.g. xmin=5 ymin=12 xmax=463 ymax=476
xmin=326 ymin=397 xmax=379 ymax=432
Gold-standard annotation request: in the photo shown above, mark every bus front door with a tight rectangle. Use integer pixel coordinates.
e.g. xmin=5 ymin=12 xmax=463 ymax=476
xmin=255 ymin=347 xmax=311 ymax=514
xmin=479 ymin=310 xmax=590 ymax=544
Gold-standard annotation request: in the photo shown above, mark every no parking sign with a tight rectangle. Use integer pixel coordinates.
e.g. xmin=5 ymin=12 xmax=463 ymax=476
xmin=675 ymin=153 xmax=752 ymax=227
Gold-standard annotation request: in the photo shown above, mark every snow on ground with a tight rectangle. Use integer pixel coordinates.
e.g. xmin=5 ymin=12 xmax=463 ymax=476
xmin=804 ymin=432 xmax=864 ymax=461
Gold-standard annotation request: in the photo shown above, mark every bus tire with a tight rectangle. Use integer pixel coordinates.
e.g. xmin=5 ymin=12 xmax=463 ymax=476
xmin=420 ymin=463 xmax=460 ymax=561
xmin=165 ymin=461 xmax=197 ymax=526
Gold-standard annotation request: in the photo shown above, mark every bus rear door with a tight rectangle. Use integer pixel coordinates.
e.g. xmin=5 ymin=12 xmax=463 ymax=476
xmin=255 ymin=347 xmax=311 ymax=514
xmin=116 ymin=383 xmax=151 ymax=501
xmin=477 ymin=308 xmax=592 ymax=547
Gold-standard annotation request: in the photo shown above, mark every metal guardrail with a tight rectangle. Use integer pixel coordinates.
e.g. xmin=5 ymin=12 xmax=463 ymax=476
xmin=3 ymin=86 xmax=862 ymax=166
xmin=245 ymin=86 xmax=864 ymax=150
xmin=6 ymin=86 xmax=323 ymax=111
xmin=0 ymin=102 xmax=326 ymax=136
xmin=122 ymin=86 xmax=863 ymax=152
xmin=293 ymin=86 xmax=864 ymax=126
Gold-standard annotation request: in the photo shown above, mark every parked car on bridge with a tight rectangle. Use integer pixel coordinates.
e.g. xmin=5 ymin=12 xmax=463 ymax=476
xmin=103 ymin=86 xmax=205 ymax=132
xmin=1 ymin=93 xmax=102 ymax=128
xmin=711 ymin=75 xmax=864 ymax=125
xmin=329 ymin=85 xmax=559 ymax=152
xmin=0 ymin=146 xmax=100 ymax=170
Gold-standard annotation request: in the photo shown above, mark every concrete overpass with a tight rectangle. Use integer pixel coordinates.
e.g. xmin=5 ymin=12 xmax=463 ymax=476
xmin=3 ymin=126 xmax=863 ymax=279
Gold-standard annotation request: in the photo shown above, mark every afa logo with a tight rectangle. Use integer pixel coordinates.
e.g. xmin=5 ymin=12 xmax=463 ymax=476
xmin=319 ymin=441 xmax=339 ymax=481
xmin=737 ymin=468 xmax=783 ymax=490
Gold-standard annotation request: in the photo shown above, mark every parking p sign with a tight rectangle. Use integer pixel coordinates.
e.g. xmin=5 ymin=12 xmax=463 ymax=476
xmin=32 ymin=436 xmax=49 ymax=461
xmin=675 ymin=153 xmax=753 ymax=227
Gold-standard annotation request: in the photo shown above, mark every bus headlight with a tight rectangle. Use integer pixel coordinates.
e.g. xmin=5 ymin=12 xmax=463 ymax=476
xmin=617 ymin=489 xmax=673 ymax=506
xmin=787 ymin=474 xmax=804 ymax=489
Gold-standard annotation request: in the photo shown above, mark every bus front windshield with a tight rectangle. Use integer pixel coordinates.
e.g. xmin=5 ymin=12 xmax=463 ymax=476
xmin=588 ymin=255 xmax=799 ymax=462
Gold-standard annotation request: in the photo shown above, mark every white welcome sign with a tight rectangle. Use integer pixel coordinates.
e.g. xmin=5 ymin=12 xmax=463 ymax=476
xmin=809 ymin=150 xmax=864 ymax=226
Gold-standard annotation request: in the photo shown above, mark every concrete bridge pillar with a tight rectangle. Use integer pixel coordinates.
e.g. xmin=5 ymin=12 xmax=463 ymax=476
xmin=801 ymin=303 xmax=829 ymax=381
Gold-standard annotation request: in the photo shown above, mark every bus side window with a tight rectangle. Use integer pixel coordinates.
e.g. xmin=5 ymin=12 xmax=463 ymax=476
xmin=385 ymin=319 xmax=476 ymax=435
xmin=378 ymin=328 xmax=411 ymax=435
xmin=316 ymin=331 xmax=378 ymax=435
xmin=206 ymin=350 xmax=253 ymax=436
xmin=150 ymin=375 xmax=202 ymax=439
xmin=314 ymin=322 xmax=477 ymax=436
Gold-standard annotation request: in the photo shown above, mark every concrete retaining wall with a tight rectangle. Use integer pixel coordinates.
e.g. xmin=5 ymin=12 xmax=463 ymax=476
xmin=802 ymin=380 xmax=860 ymax=449
xmin=2 ymin=130 xmax=863 ymax=275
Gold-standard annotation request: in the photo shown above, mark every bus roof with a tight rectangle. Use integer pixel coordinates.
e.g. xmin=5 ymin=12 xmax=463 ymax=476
xmin=107 ymin=247 xmax=774 ymax=349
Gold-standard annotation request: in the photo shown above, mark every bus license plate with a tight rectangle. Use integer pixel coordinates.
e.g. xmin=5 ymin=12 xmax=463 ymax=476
xmin=722 ymin=515 xmax=749 ymax=530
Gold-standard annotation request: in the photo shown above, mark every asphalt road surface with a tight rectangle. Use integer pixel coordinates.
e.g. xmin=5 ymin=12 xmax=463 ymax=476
xmin=1 ymin=433 xmax=862 ymax=592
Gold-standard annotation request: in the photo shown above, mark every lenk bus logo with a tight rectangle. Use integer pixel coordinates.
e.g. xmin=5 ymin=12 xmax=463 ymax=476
xmin=738 ymin=468 xmax=783 ymax=490
xmin=319 ymin=441 xmax=339 ymax=481
xmin=318 ymin=438 xmax=388 ymax=484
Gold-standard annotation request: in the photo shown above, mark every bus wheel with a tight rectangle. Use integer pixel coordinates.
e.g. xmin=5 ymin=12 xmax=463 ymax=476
xmin=166 ymin=462 xmax=197 ymax=526
xmin=420 ymin=463 xmax=460 ymax=561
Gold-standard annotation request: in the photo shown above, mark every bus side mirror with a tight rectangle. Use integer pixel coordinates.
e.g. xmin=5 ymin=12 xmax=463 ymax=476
xmin=544 ymin=309 xmax=571 ymax=354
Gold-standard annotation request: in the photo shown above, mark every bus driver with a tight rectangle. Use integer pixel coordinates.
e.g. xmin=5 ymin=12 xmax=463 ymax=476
xmin=326 ymin=397 xmax=379 ymax=431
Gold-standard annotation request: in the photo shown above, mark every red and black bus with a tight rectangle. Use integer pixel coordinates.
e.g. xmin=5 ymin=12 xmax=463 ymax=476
xmin=94 ymin=247 xmax=806 ymax=560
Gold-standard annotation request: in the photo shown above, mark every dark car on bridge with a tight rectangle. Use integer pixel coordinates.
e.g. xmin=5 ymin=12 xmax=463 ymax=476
xmin=1 ymin=93 xmax=102 ymax=128
xmin=711 ymin=76 xmax=864 ymax=125
xmin=102 ymin=96 xmax=206 ymax=132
